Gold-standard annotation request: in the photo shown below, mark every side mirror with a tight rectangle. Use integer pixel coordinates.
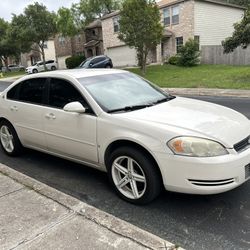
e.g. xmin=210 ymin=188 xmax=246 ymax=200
xmin=63 ymin=102 xmax=86 ymax=114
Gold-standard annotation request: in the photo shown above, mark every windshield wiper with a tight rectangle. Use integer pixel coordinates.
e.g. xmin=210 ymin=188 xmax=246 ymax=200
xmin=108 ymin=104 xmax=152 ymax=113
xmin=152 ymin=95 xmax=176 ymax=105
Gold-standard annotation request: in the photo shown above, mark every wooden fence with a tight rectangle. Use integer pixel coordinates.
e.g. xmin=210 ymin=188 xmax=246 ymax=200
xmin=201 ymin=45 xmax=250 ymax=65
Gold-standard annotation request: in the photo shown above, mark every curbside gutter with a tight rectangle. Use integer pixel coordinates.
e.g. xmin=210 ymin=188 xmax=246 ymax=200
xmin=0 ymin=163 xmax=183 ymax=250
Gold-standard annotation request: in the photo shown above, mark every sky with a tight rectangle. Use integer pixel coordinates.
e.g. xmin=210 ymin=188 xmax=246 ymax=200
xmin=0 ymin=0 xmax=79 ymax=21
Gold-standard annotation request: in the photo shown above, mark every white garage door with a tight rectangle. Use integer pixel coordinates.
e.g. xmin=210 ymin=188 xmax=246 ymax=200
xmin=107 ymin=46 xmax=137 ymax=67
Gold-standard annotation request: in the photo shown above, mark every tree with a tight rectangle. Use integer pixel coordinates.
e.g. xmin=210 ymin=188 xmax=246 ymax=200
xmin=56 ymin=7 xmax=78 ymax=37
xmin=177 ymin=38 xmax=200 ymax=66
xmin=57 ymin=0 xmax=122 ymax=36
xmin=223 ymin=0 xmax=250 ymax=7
xmin=0 ymin=18 xmax=25 ymax=70
xmin=11 ymin=2 xmax=57 ymax=70
xmin=222 ymin=8 xmax=250 ymax=53
xmin=118 ymin=0 xmax=163 ymax=74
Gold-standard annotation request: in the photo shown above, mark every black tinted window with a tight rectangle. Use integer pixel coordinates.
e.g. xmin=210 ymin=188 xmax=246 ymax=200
xmin=91 ymin=57 xmax=104 ymax=64
xmin=49 ymin=78 xmax=87 ymax=109
xmin=7 ymin=84 xmax=19 ymax=100
xmin=7 ymin=78 xmax=46 ymax=105
xmin=19 ymin=78 xmax=46 ymax=104
xmin=46 ymin=60 xmax=54 ymax=64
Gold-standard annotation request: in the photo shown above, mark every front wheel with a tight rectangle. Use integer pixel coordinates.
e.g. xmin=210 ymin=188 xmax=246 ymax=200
xmin=32 ymin=69 xmax=38 ymax=74
xmin=51 ymin=66 xmax=56 ymax=70
xmin=0 ymin=121 xmax=23 ymax=156
xmin=107 ymin=147 xmax=161 ymax=204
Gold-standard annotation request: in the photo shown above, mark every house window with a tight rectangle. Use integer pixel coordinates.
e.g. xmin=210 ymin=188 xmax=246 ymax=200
xmin=113 ymin=16 xmax=120 ymax=33
xmin=194 ymin=35 xmax=200 ymax=50
xmin=59 ymin=36 xmax=65 ymax=46
xmin=176 ymin=37 xmax=183 ymax=53
xmin=172 ymin=6 xmax=179 ymax=24
xmin=163 ymin=8 xmax=170 ymax=26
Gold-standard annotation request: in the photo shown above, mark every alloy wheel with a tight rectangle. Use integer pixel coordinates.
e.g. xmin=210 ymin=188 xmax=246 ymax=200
xmin=111 ymin=156 xmax=147 ymax=200
xmin=0 ymin=125 xmax=14 ymax=153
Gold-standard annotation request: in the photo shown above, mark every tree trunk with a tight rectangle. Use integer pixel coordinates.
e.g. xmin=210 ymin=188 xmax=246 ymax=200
xmin=3 ymin=56 xmax=9 ymax=72
xmin=141 ymin=48 xmax=148 ymax=75
xmin=41 ymin=47 xmax=47 ymax=71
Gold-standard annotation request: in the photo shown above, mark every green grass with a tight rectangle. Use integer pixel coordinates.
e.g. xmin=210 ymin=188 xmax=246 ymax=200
xmin=0 ymin=71 xmax=26 ymax=79
xmin=127 ymin=64 xmax=250 ymax=89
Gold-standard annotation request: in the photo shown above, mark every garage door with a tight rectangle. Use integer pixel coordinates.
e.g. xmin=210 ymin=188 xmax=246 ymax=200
xmin=107 ymin=46 xmax=137 ymax=67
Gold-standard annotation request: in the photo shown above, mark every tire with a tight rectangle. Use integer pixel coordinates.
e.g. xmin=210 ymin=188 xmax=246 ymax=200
xmin=0 ymin=120 xmax=23 ymax=156
xmin=105 ymin=64 xmax=111 ymax=68
xmin=51 ymin=66 xmax=56 ymax=70
xmin=32 ymin=69 xmax=38 ymax=74
xmin=107 ymin=146 xmax=161 ymax=205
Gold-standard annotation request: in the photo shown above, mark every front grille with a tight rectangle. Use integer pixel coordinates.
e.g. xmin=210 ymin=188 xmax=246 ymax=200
xmin=234 ymin=136 xmax=250 ymax=152
xmin=188 ymin=178 xmax=235 ymax=186
xmin=245 ymin=164 xmax=250 ymax=179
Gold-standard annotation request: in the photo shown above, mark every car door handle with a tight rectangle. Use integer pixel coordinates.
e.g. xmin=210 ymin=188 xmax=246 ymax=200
xmin=10 ymin=105 xmax=18 ymax=111
xmin=45 ymin=113 xmax=56 ymax=120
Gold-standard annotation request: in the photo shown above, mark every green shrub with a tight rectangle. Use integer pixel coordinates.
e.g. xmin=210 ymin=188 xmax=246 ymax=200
xmin=65 ymin=55 xmax=85 ymax=69
xmin=178 ymin=38 xmax=200 ymax=67
xmin=168 ymin=55 xmax=180 ymax=65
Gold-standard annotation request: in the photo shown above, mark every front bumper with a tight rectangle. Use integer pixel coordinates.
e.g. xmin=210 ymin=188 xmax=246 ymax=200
xmin=156 ymin=148 xmax=250 ymax=194
xmin=25 ymin=69 xmax=33 ymax=74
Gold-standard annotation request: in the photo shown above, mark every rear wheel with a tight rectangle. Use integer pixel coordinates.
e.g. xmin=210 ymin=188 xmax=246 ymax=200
xmin=51 ymin=66 xmax=56 ymax=70
xmin=105 ymin=64 xmax=111 ymax=68
xmin=107 ymin=147 xmax=161 ymax=204
xmin=0 ymin=121 xmax=23 ymax=156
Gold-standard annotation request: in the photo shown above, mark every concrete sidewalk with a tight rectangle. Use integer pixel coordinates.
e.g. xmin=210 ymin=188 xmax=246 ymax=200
xmin=0 ymin=163 xmax=180 ymax=250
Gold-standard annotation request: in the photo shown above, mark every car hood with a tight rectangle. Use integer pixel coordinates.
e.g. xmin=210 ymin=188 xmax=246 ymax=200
xmin=117 ymin=97 xmax=250 ymax=147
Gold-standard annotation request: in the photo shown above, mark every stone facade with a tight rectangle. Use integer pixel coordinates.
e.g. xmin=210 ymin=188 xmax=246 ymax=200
xmin=160 ymin=0 xmax=195 ymax=61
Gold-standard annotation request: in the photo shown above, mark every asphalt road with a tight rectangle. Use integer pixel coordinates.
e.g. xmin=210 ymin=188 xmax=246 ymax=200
xmin=0 ymin=81 xmax=249 ymax=250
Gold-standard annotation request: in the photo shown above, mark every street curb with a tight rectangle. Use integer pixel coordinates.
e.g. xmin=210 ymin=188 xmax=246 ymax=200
xmin=0 ymin=163 xmax=183 ymax=250
xmin=164 ymin=88 xmax=250 ymax=98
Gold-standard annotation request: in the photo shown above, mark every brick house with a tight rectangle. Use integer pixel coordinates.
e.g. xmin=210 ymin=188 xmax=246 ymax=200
xmin=84 ymin=19 xmax=104 ymax=58
xmin=54 ymin=33 xmax=85 ymax=69
xmin=101 ymin=0 xmax=244 ymax=67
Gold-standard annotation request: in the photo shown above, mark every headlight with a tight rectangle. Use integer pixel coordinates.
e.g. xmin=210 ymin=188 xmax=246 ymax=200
xmin=167 ymin=136 xmax=228 ymax=157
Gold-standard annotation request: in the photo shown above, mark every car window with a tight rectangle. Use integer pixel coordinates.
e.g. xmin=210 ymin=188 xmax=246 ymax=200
xmin=48 ymin=78 xmax=90 ymax=111
xmin=7 ymin=78 xmax=47 ymax=105
xmin=79 ymin=73 xmax=168 ymax=112
xmin=91 ymin=57 xmax=104 ymax=65
xmin=46 ymin=60 xmax=54 ymax=64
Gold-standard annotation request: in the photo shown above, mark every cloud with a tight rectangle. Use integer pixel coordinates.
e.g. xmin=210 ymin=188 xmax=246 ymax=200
xmin=0 ymin=0 xmax=78 ymax=21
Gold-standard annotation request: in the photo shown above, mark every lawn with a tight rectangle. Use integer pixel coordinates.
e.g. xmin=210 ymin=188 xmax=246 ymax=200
xmin=127 ymin=64 xmax=250 ymax=89
xmin=0 ymin=70 xmax=26 ymax=79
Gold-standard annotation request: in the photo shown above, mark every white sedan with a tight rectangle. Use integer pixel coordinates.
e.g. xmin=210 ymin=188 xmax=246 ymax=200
xmin=0 ymin=69 xmax=249 ymax=204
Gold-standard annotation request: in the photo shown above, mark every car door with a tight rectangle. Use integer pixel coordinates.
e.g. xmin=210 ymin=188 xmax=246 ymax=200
xmin=90 ymin=57 xmax=104 ymax=68
xmin=4 ymin=78 xmax=48 ymax=149
xmin=43 ymin=77 xmax=98 ymax=163
xmin=37 ymin=62 xmax=44 ymax=72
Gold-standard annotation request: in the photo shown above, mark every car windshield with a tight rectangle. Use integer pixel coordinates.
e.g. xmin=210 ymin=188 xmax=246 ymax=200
xmin=79 ymin=59 xmax=91 ymax=68
xmin=78 ymin=73 xmax=174 ymax=113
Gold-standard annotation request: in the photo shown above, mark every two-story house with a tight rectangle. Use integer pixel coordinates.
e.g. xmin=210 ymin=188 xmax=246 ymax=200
xmin=102 ymin=0 xmax=244 ymax=67
xmin=84 ymin=19 xmax=104 ymax=58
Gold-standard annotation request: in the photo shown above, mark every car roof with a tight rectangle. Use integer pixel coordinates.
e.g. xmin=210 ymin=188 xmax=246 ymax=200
xmin=16 ymin=69 xmax=127 ymax=81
